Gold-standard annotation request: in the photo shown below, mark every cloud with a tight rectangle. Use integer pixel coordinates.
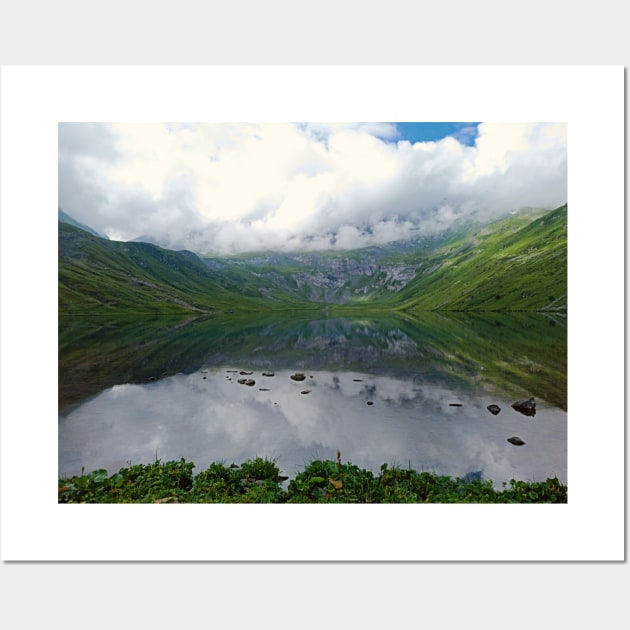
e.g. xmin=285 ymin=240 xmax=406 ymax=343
xmin=58 ymin=122 xmax=567 ymax=254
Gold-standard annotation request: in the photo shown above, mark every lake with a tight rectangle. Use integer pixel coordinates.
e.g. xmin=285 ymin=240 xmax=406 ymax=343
xmin=58 ymin=311 xmax=567 ymax=488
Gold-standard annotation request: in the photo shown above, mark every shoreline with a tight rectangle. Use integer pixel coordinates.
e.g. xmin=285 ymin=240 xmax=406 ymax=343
xmin=59 ymin=456 xmax=567 ymax=504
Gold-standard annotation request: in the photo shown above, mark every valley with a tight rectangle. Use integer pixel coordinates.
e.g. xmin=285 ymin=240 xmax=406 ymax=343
xmin=59 ymin=204 xmax=567 ymax=315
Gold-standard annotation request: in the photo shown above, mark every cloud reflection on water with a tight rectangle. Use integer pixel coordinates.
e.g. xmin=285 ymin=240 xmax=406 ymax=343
xmin=59 ymin=366 xmax=566 ymax=487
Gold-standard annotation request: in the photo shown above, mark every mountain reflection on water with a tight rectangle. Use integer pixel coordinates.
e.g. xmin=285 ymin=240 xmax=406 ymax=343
xmin=59 ymin=312 xmax=567 ymax=487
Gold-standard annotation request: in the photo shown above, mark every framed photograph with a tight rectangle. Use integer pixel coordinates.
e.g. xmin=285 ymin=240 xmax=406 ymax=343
xmin=1 ymin=65 xmax=624 ymax=561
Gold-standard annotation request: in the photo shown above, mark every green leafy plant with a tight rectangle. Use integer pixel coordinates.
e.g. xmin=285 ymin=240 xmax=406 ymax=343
xmin=59 ymin=458 xmax=567 ymax=504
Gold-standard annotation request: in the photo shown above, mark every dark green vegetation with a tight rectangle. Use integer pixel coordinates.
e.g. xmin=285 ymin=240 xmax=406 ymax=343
xmin=59 ymin=204 xmax=567 ymax=314
xmin=58 ymin=457 xmax=567 ymax=503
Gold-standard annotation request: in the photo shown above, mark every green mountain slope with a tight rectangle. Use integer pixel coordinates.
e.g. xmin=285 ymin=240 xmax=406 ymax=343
xmin=392 ymin=205 xmax=567 ymax=312
xmin=59 ymin=223 xmax=314 ymax=315
xmin=59 ymin=204 xmax=567 ymax=315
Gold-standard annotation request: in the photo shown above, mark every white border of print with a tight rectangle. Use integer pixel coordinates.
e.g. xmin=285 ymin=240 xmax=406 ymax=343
xmin=0 ymin=65 xmax=624 ymax=561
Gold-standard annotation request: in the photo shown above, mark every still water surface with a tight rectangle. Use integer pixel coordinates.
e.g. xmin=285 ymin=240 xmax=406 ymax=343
xmin=59 ymin=312 xmax=567 ymax=487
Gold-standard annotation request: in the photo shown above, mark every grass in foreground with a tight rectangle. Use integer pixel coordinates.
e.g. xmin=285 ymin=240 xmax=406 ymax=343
xmin=58 ymin=457 xmax=567 ymax=504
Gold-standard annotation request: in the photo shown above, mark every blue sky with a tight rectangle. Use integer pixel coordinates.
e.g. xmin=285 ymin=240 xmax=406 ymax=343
xmin=394 ymin=122 xmax=480 ymax=146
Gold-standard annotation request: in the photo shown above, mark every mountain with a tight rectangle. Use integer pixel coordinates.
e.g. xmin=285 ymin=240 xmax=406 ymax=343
xmin=202 ymin=248 xmax=422 ymax=304
xmin=58 ymin=208 xmax=108 ymax=239
xmin=394 ymin=204 xmax=567 ymax=312
xmin=59 ymin=222 xmax=316 ymax=314
xmin=59 ymin=204 xmax=567 ymax=314
xmin=199 ymin=205 xmax=567 ymax=312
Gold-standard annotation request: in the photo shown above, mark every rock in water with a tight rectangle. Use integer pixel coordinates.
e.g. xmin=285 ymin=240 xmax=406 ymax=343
xmin=512 ymin=397 xmax=536 ymax=417
xmin=290 ymin=373 xmax=306 ymax=381
xmin=487 ymin=404 xmax=501 ymax=415
xmin=507 ymin=436 xmax=526 ymax=446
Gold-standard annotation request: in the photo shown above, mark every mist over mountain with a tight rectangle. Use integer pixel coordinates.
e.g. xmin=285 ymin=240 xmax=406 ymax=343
xmin=58 ymin=123 xmax=567 ymax=255
xmin=58 ymin=208 xmax=108 ymax=239
xmin=58 ymin=204 xmax=567 ymax=314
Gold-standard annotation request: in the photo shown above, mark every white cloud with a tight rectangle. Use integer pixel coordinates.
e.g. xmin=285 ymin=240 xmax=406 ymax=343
xmin=58 ymin=121 xmax=567 ymax=254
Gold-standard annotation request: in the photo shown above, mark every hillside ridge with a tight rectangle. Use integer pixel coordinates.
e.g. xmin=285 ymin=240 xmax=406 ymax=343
xmin=58 ymin=204 xmax=567 ymax=314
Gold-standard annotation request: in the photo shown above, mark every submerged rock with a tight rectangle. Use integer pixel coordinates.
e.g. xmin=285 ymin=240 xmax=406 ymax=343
xmin=487 ymin=404 xmax=501 ymax=415
xmin=366 ymin=401 xmax=374 ymax=406
xmin=449 ymin=403 xmax=463 ymax=407
xmin=239 ymin=370 xmax=254 ymax=375
xmin=262 ymin=372 xmax=275 ymax=377
xmin=512 ymin=397 xmax=536 ymax=417
xmin=300 ymin=389 xmax=312 ymax=395
xmin=507 ymin=436 xmax=526 ymax=446
xmin=290 ymin=373 xmax=306 ymax=381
